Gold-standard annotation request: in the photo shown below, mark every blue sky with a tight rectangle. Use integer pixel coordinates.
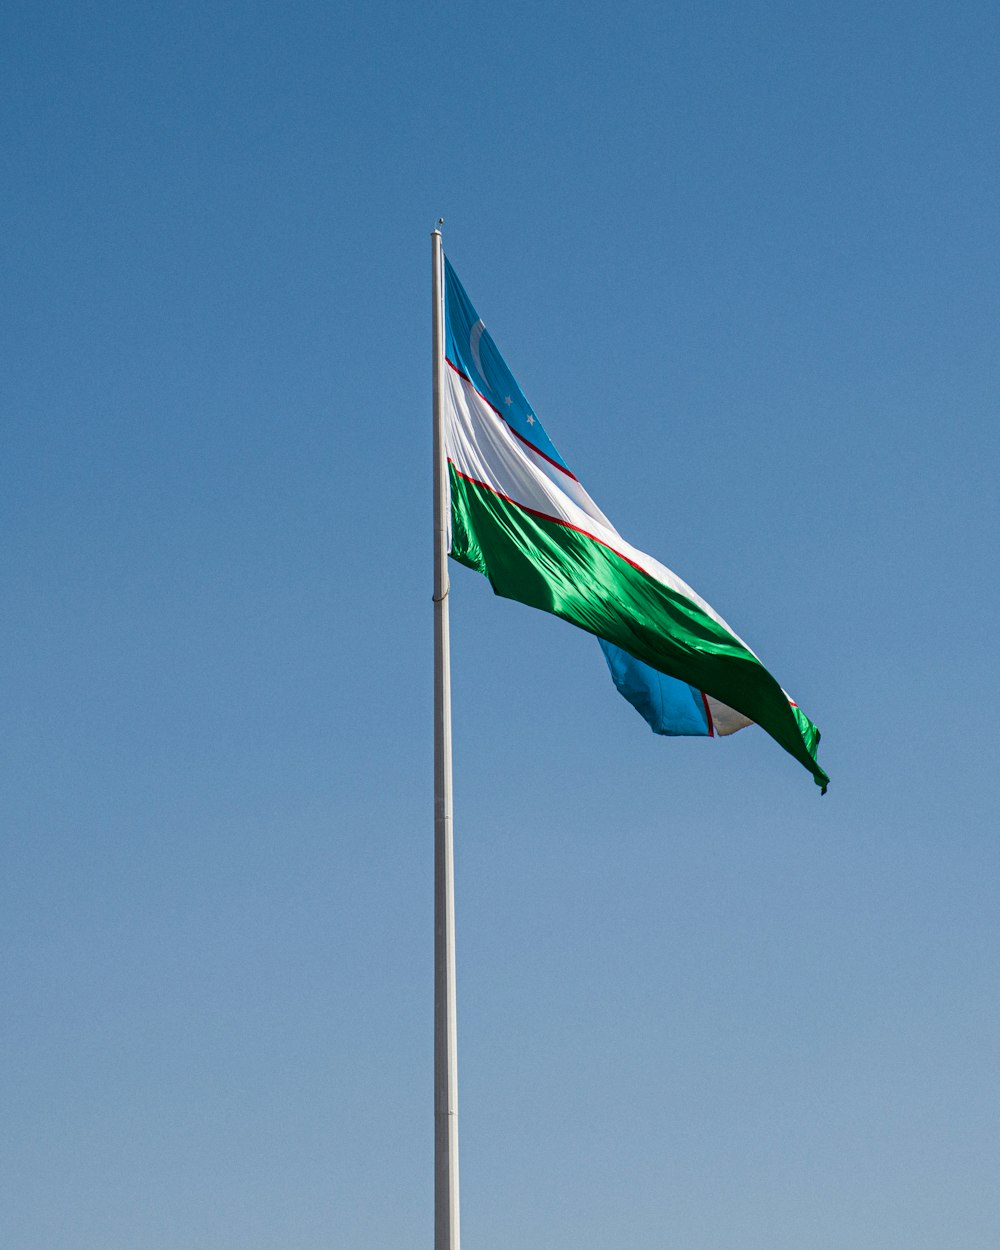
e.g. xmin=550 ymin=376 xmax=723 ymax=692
xmin=2 ymin=2 xmax=998 ymax=1246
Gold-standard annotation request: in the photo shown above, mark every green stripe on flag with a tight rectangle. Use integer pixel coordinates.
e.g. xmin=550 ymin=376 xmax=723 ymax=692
xmin=449 ymin=465 xmax=828 ymax=791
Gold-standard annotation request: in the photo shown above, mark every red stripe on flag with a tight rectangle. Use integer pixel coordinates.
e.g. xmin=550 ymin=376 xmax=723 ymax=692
xmin=701 ymin=691 xmax=716 ymax=737
xmin=449 ymin=462 xmax=649 ymax=575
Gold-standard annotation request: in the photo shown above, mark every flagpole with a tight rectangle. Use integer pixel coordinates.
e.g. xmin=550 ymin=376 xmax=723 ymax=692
xmin=432 ymin=224 xmax=460 ymax=1250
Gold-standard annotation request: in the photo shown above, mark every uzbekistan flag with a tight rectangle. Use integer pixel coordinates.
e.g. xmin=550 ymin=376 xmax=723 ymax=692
xmin=443 ymin=257 xmax=828 ymax=792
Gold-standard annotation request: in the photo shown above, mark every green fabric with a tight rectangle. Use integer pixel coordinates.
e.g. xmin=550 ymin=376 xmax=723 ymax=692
xmin=450 ymin=466 xmax=828 ymax=791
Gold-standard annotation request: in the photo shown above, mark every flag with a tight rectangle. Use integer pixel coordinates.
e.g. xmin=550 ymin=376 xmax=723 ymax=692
xmin=442 ymin=257 xmax=828 ymax=791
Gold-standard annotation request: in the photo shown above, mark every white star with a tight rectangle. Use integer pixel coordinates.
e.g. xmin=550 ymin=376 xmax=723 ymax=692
xmin=504 ymin=395 xmax=513 ymax=406
xmin=526 ymin=413 xmax=536 ymax=426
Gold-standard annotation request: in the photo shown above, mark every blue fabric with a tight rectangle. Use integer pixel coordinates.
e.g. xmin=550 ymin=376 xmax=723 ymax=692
xmin=599 ymin=640 xmax=711 ymax=736
xmin=445 ymin=258 xmax=570 ymax=471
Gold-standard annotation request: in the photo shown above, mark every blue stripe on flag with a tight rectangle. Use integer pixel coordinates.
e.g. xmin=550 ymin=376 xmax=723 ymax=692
xmin=598 ymin=640 xmax=712 ymax=736
xmin=444 ymin=258 xmax=570 ymax=472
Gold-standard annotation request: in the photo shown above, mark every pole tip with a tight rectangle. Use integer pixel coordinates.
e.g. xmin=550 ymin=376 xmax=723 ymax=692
xmin=432 ymin=217 xmax=444 ymax=236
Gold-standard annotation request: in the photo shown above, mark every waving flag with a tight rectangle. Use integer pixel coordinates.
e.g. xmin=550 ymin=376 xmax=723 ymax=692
xmin=442 ymin=257 xmax=828 ymax=791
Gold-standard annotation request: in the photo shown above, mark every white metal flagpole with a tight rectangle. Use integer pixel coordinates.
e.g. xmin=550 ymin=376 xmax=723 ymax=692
xmin=431 ymin=223 xmax=460 ymax=1250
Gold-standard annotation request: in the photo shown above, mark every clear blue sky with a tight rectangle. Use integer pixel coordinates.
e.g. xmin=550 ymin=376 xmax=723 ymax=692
xmin=2 ymin=2 xmax=998 ymax=1246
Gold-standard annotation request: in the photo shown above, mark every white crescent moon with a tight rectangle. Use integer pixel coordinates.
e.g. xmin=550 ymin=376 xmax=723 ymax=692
xmin=469 ymin=319 xmax=487 ymax=380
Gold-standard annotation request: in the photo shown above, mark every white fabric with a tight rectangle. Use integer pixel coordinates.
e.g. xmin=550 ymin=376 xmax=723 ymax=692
xmin=706 ymin=696 xmax=754 ymax=736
